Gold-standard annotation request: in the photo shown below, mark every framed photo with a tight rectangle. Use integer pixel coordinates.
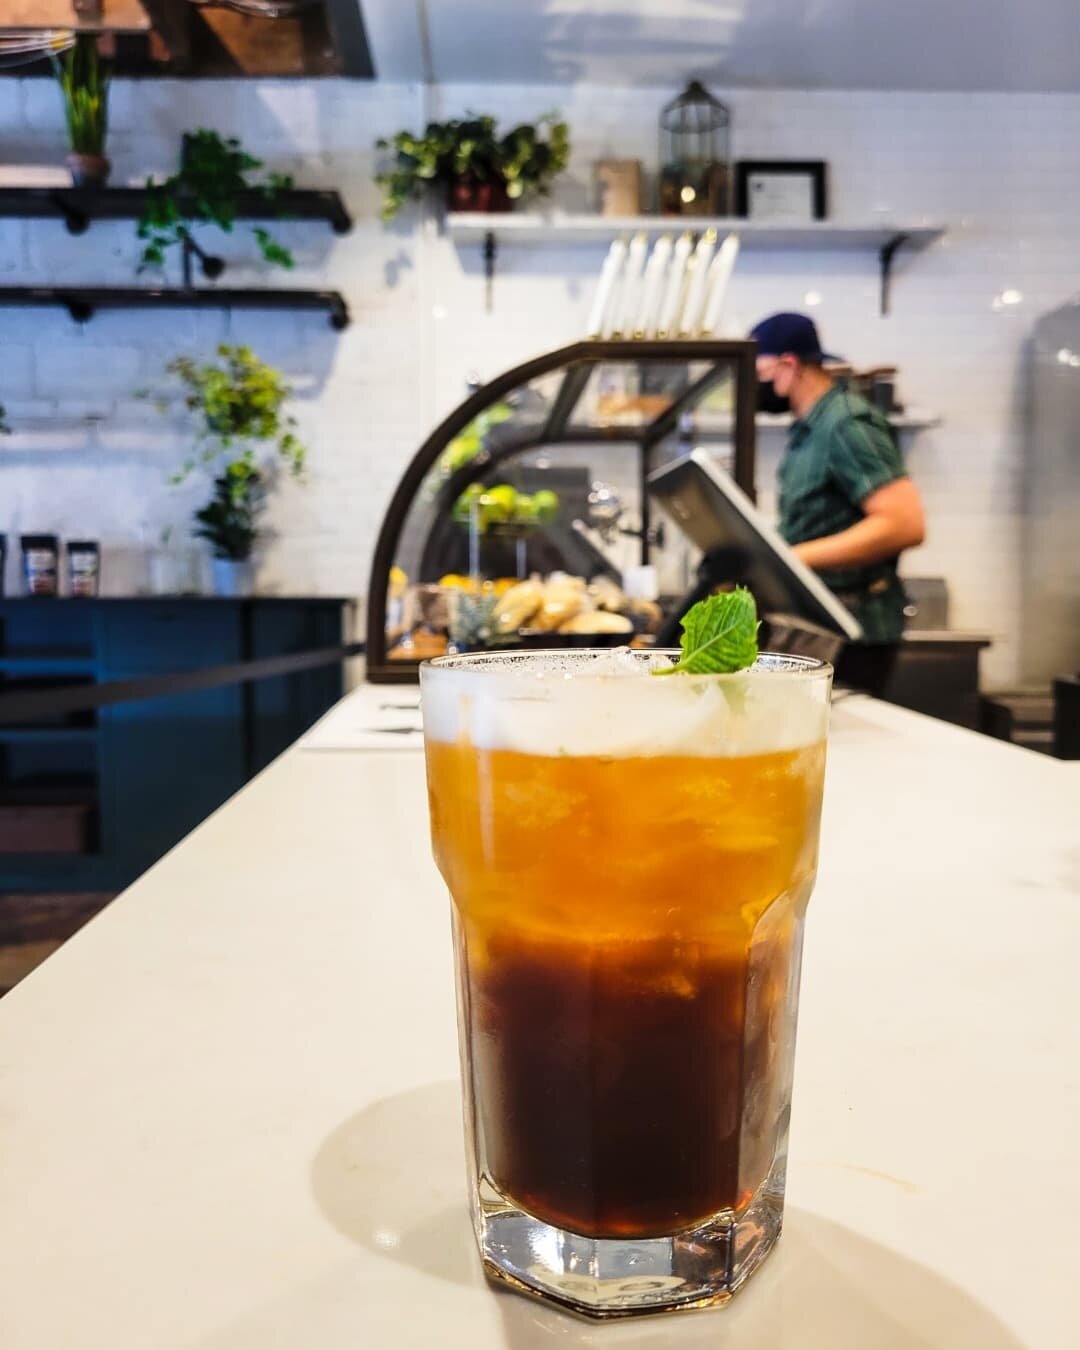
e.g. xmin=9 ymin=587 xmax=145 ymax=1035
xmin=735 ymin=160 xmax=828 ymax=222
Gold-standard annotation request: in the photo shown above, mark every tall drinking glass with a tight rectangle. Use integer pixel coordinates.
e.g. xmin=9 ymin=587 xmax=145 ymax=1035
xmin=420 ymin=648 xmax=831 ymax=1319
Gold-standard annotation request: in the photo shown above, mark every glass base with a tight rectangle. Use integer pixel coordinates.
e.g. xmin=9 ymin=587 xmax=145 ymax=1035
xmin=475 ymin=1162 xmax=785 ymax=1320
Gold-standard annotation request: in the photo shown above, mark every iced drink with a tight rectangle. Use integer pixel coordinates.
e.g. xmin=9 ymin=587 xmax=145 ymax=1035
xmin=421 ymin=648 xmax=830 ymax=1317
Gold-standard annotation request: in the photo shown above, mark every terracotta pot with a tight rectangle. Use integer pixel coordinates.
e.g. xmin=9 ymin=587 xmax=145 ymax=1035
xmin=446 ymin=175 xmax=512 ymax=213
xmin=66 ymin=153 xmax=111 ymax=189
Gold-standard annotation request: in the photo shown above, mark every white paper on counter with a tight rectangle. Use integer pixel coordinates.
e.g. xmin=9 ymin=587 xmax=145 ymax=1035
xmin=300 ymin=685 xmax=424 ymax=752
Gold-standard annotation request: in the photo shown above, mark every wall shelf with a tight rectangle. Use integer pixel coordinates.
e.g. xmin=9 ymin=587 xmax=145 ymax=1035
xmin=0 ymin=186 xmax=353 ymax=236
xmin=756 ymin=408 xmax=942 ymax=432
xmin=446 ymin=213 xmax=946 ymax=315
xmin=0 ymin=185 xmax=353 ymax=329
xmin=0 ymin=286 xmax=350 ymax=329
xmin=680 ymin=409 xmax=941 ymax=440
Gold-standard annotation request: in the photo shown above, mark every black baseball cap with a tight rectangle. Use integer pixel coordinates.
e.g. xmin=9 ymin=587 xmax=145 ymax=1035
xmin=749 ymin=312 xmax=839 ymax=364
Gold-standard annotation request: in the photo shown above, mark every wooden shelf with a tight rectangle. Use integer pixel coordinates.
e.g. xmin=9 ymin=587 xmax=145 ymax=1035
xmin=0 ymin=186 xmax=353 ymax=236
xmin=0 ymin=286 xmax=350 ymax=329
xmin=446 ymin=213 xmax=946 ymax=315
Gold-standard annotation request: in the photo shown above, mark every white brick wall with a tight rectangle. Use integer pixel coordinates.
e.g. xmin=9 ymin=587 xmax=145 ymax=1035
xmin=2 ymin=76 xmax=1079 ymax=685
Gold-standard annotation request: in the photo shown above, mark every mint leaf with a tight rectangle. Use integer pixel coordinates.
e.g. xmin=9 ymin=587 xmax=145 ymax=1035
xmin=654 ymin=587 xmax=760 ymax=676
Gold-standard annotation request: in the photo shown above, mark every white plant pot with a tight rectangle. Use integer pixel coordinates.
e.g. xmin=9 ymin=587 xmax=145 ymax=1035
xmin=211 ymin=558 xmax=255 ymax=598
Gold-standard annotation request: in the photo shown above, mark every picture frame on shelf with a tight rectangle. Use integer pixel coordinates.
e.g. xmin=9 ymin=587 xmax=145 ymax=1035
xmin=735 ymin=160 xmax=828 ymax=222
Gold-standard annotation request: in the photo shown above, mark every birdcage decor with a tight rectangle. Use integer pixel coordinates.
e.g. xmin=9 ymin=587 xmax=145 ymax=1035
xmin=658 ymin=80 xmax=731 ymax=217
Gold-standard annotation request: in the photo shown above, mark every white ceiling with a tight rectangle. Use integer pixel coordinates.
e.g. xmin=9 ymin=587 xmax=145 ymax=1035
xmin=361 ymin=0 xmax=1080 ymax=92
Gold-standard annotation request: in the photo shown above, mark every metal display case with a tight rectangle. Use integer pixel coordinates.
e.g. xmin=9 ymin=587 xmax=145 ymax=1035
xmin=365 ymin=339 xmax=758 ymax=682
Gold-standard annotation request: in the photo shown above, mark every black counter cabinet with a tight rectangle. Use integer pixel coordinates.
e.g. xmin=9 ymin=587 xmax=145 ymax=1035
xmin=0 ymin=597 xmax=352 ymax=893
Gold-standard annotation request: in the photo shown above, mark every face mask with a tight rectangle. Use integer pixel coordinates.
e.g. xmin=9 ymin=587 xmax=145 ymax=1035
xmin=757 ymin=379 xmax=791 ymax=415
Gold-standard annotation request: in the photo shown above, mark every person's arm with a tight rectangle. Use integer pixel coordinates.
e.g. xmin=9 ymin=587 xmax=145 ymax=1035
xmin=791 ymin=410 xmax=926 ymax=572
xmin=792 ymin=477 xmax=926 ymax=571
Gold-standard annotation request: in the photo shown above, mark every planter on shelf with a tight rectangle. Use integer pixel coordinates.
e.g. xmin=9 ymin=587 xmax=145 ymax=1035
xmin=65 ymin=151 xmax=110 ymax=189
xmin=211 ymin=557 xmax=255 ymax=598
xmin=376 ymin=113 xmax=569 ymax=221
xmin=447 ymin=175 xmax=512 ymax=214
xmin=54 ymin=34 xmax=111 ymax=190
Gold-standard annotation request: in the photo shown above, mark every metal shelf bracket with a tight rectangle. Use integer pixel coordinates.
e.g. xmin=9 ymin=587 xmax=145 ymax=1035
xmin=879 ymin=232 xmax=911 ymax=316
xmin=49 ymin=191 xmax=90 ymax=236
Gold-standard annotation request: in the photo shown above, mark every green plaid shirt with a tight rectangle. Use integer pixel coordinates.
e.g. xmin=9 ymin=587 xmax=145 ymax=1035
xmin=778 ymin=384 xmax=908 ymax=644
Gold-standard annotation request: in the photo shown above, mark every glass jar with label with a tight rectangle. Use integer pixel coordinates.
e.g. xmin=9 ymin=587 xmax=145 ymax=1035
xmin=21 ymin=534 xmax=59 ymax=596
xmin=67 ymin=540 xmax=101 ymax=597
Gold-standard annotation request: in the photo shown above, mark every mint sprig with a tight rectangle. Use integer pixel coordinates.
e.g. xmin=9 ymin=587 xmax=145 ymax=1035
xmin=654 ymin=587 xmax=760 ymax=676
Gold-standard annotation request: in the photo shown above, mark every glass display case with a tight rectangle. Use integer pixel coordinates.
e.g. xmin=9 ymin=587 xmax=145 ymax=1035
xmin=365 ymin=339 xmax=758 ymax=682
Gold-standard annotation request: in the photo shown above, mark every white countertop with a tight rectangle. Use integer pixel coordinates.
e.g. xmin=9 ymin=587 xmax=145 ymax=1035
xmin=1 ymin=688 xmax=1078 ymax=1350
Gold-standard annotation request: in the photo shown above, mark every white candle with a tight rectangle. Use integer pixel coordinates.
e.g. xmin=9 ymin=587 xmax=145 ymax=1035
xmin=701 ymin=232 xmax=741 ymax=335
xmin=678 ymin=229 xmax=717 ymax=336
xmin=656 ymin=232 xmax=693 ymax=338
xmin=633 ymin=235 xmax=672 ymax=338
xmin=586 ymin=237 xmax=627 ymax=339
xmin=599 ymin=236 xmax=629 ymax=337
xmin=614 ymin=232 xmax=648 ymax=337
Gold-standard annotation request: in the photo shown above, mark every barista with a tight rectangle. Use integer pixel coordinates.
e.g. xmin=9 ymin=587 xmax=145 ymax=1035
xmin=750 ymin=312 xmax=926 ymax=693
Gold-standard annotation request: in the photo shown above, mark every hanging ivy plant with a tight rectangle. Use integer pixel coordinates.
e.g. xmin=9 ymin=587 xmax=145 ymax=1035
xmin=137 ymin=130 xmax=295 ymax=272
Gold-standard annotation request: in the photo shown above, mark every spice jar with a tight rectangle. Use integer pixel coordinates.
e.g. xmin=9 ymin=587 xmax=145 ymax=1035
xmin=21 ymin=534 xmax=59 ymax=596
xmin=67 ymin=540 xmax=101 ymax=597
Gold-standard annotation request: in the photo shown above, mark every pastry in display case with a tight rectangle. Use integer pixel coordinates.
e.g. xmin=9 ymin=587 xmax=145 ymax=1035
xmin=365 ymin=339 xmax=758 ymax=682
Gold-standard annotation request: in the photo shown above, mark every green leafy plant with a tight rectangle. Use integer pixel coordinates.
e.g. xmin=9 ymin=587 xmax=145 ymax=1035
xmin=155 ymin=345 xmax=307 ymax=560
xmin=654 ymin=588 xmax=760 ymax=675
xmin=376 ymin=113 xmax=570 ymax=221
xmin=432 ymin=401 xmax=514 ymax=483
xmin=451 ymin=483 xmax=559 ymax=533
xmin=53 ymin=34 xmax=109 ymax=156
xmin=137 ymin=130 xmax=294 ymax=272
xmin=0 ymin=402 xmax=10 ymax=435
xmin=194 ymin=465 xmax=267 ymax=561
xmin=165 ymin=344 xmax=306 ymax=483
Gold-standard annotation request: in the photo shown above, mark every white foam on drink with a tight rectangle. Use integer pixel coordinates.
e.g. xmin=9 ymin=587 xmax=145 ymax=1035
xmin=420 ymin=649 xmax=830 ymax=758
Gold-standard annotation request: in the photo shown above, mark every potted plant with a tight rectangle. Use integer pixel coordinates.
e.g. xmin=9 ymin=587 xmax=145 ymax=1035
xmin=194 ymin=466 xmax=266 ymax=597
xmin=138 ymin=130 xmax=295 ymax=273
xmin=0 ymin=402 xmax=9 ymax=435
xmin=54 ymin=34 xmax=110 ymax=188
xmin=157 ymin=345 xmax=306 ymax=596
xmin=376 ymin=113 xmax=570 ymax=220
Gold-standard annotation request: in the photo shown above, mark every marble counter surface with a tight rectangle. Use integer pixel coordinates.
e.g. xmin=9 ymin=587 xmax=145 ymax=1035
xmin=1 ymin=689 xmax=1077 ymax=1349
